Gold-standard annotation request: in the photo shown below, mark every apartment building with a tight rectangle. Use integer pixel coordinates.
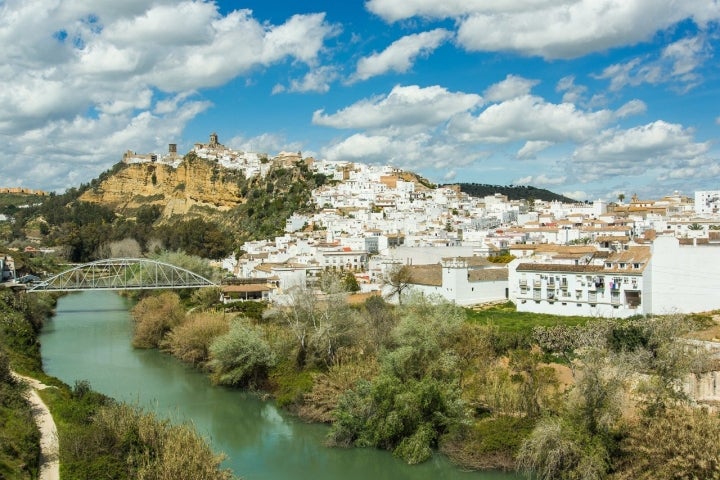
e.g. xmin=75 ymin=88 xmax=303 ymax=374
xmin=508 ymin=236 xmax=720 ymax=317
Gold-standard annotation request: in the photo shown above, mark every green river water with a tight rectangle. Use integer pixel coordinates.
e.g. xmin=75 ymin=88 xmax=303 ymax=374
xmin=39 ymin=290 xmax=522 ymax=480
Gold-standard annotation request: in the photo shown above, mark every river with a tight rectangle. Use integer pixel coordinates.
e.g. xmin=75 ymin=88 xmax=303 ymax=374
xmin=40 ymin=290 xmax=521 ymax=480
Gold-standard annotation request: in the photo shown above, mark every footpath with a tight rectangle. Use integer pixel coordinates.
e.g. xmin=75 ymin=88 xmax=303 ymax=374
xmin=11 ymin=372 xmax=60 ymax=480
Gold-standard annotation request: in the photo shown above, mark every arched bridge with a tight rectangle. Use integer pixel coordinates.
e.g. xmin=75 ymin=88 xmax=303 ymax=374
xmin=27 ymin=258 xmax=217 ymax=292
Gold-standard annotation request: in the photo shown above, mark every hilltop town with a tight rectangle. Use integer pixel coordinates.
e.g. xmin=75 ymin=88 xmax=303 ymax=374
xmin=85 ymin=133 xmax=720 ymax=324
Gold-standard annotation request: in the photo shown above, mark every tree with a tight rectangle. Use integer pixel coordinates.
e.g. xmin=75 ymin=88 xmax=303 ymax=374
xmin=342 ymin=271 xmax=360 ymax=292
xmin=617 ymin=193 xmax=625 ymax=204
xmin=361 ymin=295 xmax=397 ymax=352
xmin=208 ymin=320 xmax=275 ymax=388
xmin=265 ymin=283 xmax=360 ymax=368
xmin=328 ymin=295 xmax=467 ymax=464
xmin=383 ymin=264 xmax=412 ymax=304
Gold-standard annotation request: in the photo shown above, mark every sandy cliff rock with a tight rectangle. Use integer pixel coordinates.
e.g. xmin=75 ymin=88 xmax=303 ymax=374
xmin=80 ymin=158 xmax=245 ymax=216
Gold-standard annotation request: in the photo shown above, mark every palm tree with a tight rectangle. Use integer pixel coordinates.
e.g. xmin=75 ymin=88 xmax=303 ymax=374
xmin=617 ymin=193 xmax=625 ymax=204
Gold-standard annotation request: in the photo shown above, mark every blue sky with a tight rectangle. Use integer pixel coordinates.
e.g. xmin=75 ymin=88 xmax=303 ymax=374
xmin=1 ymin=0 xmax=719 ymax=201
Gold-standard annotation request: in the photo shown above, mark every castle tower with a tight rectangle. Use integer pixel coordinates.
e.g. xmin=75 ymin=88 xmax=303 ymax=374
xmin=168 ymin=143 xmax=177 ymax=154
xmin=209 ymin=132 xmax=219 ymax=147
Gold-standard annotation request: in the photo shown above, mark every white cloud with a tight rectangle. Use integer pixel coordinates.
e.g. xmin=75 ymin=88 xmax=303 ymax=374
xmin=4 ymin=99 xmax=211 ymax=191
xmin=570 ymin=120 xmax=711 ymax=183
xmin=226 ymin=133 xmax=305 ymax=156
xmin=448 ymin=95 xmax=614 ymax=144
xmin=484 ymin=75 xmax=539 ymax=102
xmin=556 ymin=76 xmax=588 ymax=104
xmin=562 ymin=190 xmax=589 ymax=201
xmin=595 ymin=35 xmax=710 ymax=92
xmin=312 ymin=84 xmax=482 ymax=130
xmin=281 ymin=66 xmax=340 ymax=94
xmin=513 ymin=174 xmax=566 ymax=186
xmin=615 ymin=99 xmax=647 ymax=119
xmin=662 ymin=36 xmax=708 ymax=77
xmin=350 ymin=28 xmax=451 ymax=82
xmin=321 ymin=132 xmax=480 ymax=171
xmin=517 ymin=140 xmax=554 ymax=159
xmin=0 ymin=1 xmax=337 ymax=190
xmin=367 ymin=0 xmax=720 ymax=59
xmin=442 ymin=169 xmax=457 ymax=181
xmin=366 ymin=0 xmax=560 ymax=23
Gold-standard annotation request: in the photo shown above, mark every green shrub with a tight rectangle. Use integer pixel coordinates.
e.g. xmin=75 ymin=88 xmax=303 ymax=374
xmin=441 ymin=415 xmax=537 ymax=470
xmin=269 ymin=360 xmax=315 ymax=408
xmin=208 ymin=320 xmax=275 ymax=388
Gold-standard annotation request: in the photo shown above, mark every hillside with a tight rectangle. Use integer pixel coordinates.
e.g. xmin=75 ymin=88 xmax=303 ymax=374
xmin=447 ymin=183 xmax=577 ymax=203
xmin=79 ymin=153 xmax=246 ymax=215
xmin=3 ymin=153 xmax=326 ymax=261
xmin=78 ymin=153 xmax=327 ymax=235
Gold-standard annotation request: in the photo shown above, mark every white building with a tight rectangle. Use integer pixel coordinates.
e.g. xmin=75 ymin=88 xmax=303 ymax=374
xmin=388 ymin=256 xmax=508 ymax=306
xmin=508 ymin=246 xmax=649 ymax=318
xmin=508 ymin=236 xmax=720 ymax=318
xmin=647 ymin=236 xmax=720 ymax=315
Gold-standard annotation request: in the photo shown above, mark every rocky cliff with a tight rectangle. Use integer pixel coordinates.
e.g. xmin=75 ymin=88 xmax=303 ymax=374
xmin=80 ymin=155 xmax=246 ymax=217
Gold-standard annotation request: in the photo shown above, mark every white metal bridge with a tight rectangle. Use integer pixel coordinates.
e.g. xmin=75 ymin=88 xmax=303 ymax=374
xmin=26 ymin=258 xmax=217 ymax=292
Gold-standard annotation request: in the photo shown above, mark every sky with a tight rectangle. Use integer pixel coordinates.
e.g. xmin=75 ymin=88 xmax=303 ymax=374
xmin=1 ymin=0 xmax=719 ymax=201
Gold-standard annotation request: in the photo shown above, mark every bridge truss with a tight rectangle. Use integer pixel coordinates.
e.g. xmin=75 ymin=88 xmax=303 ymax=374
xmin=27 ymin=258 xmax=217 ymax=292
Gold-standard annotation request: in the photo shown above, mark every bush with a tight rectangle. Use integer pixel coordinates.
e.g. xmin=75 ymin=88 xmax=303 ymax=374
xmin=299 ymin=357 xmax=378 ymax=423
xmin=516 ymin=416 xmax=609 ymax=480
xmin=162 ymin=311 xmax=230 ymax=367
xmin=208 ymin=320 xmax=275 ymax=388
xmin=62 ymin=402 xmax=234 ymax=480
xmin=441 ymin=415 xmax=537 ymax=471
xmin=269 ymin=360 xmax=315 ymax=408
xmin=614 ymin=408 xmax=720 ymax=479
xmin=131 ymin=292 xmax=185 ymax=349
xmin=327 ymin=296 xmax=467 ymax=464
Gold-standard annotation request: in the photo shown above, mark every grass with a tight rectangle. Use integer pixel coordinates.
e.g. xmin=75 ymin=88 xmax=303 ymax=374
xmin=464 ymin=301 xmax=592 ymax=352
xmin=466 ymin=301 xmax=591 ymax=332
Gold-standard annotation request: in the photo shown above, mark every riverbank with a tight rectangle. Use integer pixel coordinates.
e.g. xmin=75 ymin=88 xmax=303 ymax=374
xmin=0 ymin=288 xmax=238 ymax=480
xmin=129 ymin=288 xmax=544 ymax=470
xmin=11 ymin=372 xmax=59 ymax=480
xmin=42 ymin=289 xmax=521 ymax=480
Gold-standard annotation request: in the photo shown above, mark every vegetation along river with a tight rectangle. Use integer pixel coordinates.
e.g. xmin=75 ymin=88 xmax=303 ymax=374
xmin=40 ymin=290 xmax=522 ymax=480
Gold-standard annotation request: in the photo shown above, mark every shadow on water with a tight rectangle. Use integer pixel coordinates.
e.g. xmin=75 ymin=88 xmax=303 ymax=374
xmin=40 ymin=290 xmax=522 ymax=480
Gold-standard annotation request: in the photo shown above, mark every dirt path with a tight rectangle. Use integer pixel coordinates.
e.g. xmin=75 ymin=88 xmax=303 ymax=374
xmin=11 ymin=373 xmax=60 ymax=480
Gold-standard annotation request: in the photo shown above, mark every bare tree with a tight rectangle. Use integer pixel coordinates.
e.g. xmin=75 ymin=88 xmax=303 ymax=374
xmin=383 ymin=264 xmax=412 ymax=304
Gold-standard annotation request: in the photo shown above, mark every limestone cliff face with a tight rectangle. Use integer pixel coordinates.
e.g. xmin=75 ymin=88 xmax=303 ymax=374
xmin=80 ymin=158 xmax=245 ymax=216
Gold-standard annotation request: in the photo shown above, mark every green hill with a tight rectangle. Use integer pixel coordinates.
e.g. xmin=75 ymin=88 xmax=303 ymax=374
xmin=447 ymin=183 xmax=578 ymax=203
